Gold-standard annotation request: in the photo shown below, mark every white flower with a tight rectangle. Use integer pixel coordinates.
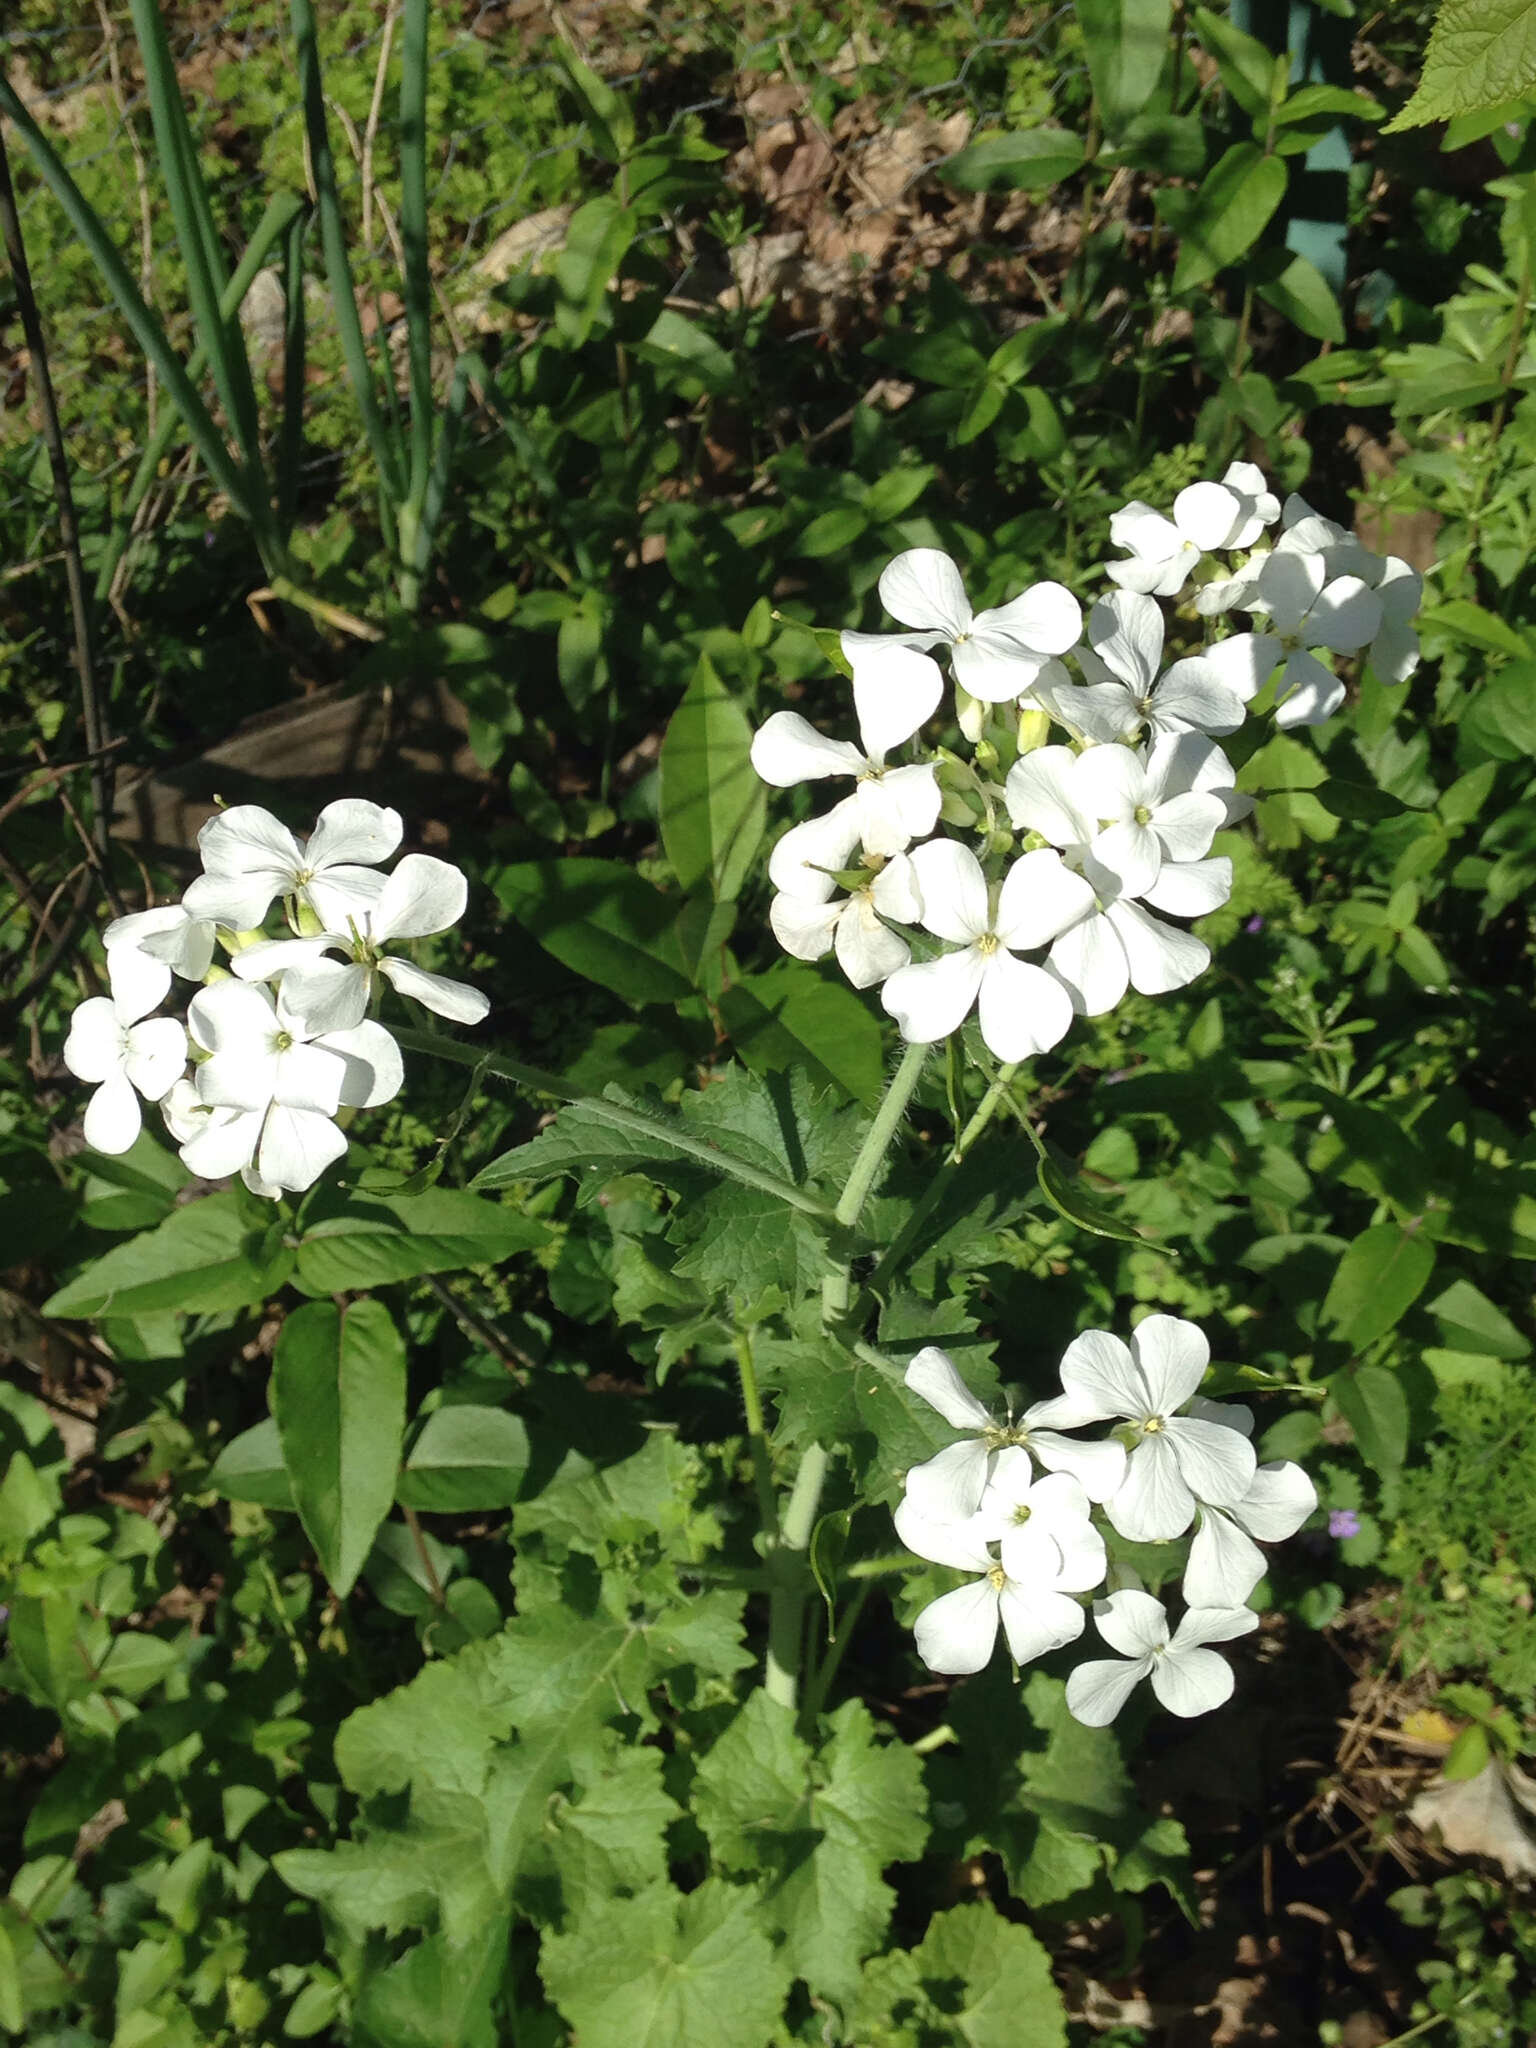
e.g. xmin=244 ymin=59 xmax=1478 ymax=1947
xmin=878 ymin=841 xmax=1075 ymax=1061
xmin=1070 ymin=735 xmax=1230 ymax=897
xmin=844 ymin=547 xmax=1082 ymax=704
xmin=898 ymin=1457 xmax=1105 ymax=1675
xmin=766 ymin=803 xmax=920 ymax=988
xmin=900 ymin=1346 xmax=1127 ymax=1518
xmin=160 ymin=1078 xmax=280 ymax=1199
xmin=1002 ymin=747 xmax=1231 ymax=1015
xmin=182 ymin=799 xmax=402 ymax=931
xmin=1180 ymin=1400 xmax=1317 ymax=1607
xmin=1225 ymin=551 xmax=1384 ymax=728
xmin=63 ymin=958 xmax=187 ymax=1155
xmin=1042 ymin=592 xmax=1259 ymax=742
xmin=1024 ymin=1315 xmax=1257 ymax=1542
xmin=750 ymin=641 xmax=942 ymax=856
xmin=228 ymin=854 xmax=488 ymax=1032
xmin=102 ymin=904 xmax=216 ymax=1014
xmin=1065 ymin=1589 xmax=1258 ymax=1725
xmin=1361 ymin=554 xmax=1422 ymax=686
xmin=188 ymin=980 xmax=402 ymax=1192
xmin=1107 ymin=466 xmax=1279 ymax=598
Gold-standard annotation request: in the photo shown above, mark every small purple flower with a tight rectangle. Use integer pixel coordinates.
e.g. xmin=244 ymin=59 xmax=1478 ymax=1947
xmin=1328 ymin=1509 xmax=1360 ymax=1540
xmin=1244 ymin=914 xmax=1265 ymax=935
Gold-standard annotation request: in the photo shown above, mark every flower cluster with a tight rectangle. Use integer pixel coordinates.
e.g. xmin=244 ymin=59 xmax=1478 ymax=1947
xmin=752 ymin=466 xmax=1422 ymax=1061
xmin=62 ymin=801 xmax=487 ymax=1196
xmin=894 ymin=1315 xmax=1316 ymax=1724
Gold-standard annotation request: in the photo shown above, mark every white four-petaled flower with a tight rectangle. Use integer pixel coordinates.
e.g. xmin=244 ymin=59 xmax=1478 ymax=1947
xmin=767 ymin=803 xmax=921 ymax=988
xmin=182 ymin=799 xmax=402 ymax=931
xmin=901 ymin=1346 xmax=1127 ymax=1517
xmin=1107 ymin=464 xmax=1280 ymax=598
xmin=1065 ymin=1589 xmax=1258 ymax=1724
xmin=845 ymin=548 xmax=1082 ymax=705
xmin=63 ymin=958 xmax=187 ymax=1155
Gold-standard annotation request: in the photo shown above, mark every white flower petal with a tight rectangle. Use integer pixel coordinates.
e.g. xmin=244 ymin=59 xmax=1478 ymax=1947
xmin=896 ymin=1493 xmax=996 ymax=1573
xmin=324 ymin=1020 xmax=405 ymax=1108
xmin=1146 ymin=661 xmax=1247 ymax=737
xmin=303 ymin=798 xmax=403 ymax=871
xmin=1163 ymin=1415 xmax=1258 ymax=1508
xmin=951 ymin=635 xmax=1047 ymax=704
xmin=1306 ymin=575 xmax=1381 ymax=653
xmin=1273 ymin=650 xmax=1345 ymax=728
xmin=1004 ymin=745 xmax=1095 ymax=845
xmin=979 ymin=580 xmax=1083 ymax=657
xmin=880 ymin=948 xmax=986 ymax=1045
xmin=279 ymin=960 xmax=372 ymax=1035
xmin=1129 ymin=1313 xmax=1209 ymax=1411
xmin=1174 ymin=480 xmax=1241 ymax=550
xmin=1170 ymin=1604 xmax=1261 ymax=1652
xmin=1035 ymin=1327 xmax=1145 ymax=1424
xmin=1254 ymin=549 xmax=1324 ymax=631
xmin=1094 ymin=1588 xmax=1170 ymax=1658
xmin=371 ymin=854 xmax=468 ymax=944
xmin=905 ymin=1346 xmax=994 ymax=1430
xmin=850 ymin=640 xmax=944 ymax=759
xmin=1233 ymin=1460 xmax=1317 ymax=1542
xmin=197 ymin=803 xmax=303 ymax=879
xmin=767 ymin=803 xmax=862 ymax=902
xmin=878 ymin=548 xmax=972 ymax=638
xmin=751 ymin=711 xmax=866 ymax=787
xmin=1049 ymin=911 xmax=1129 ymax=1017
xmin=871 ymin=852 xmax=922 ymax=925
xmin=103 ymin=938 xmax=171 ymax=1017
xmin=904 ymin=1440 xmax=993 ymax=1523
xmin=770 ymin=893 xmax=842 ymax=962
xmin=1109 ymin=1433 xmax=1197 ymax=1542
xmin=83 ymin=1074 xmax=142 ymax=1154
xmin=1033 ymin=679 xmax=1138 ymax=745
xmin=977 ymin=952 xmax=1074 ymax=1061
xmin=1072 ymin=743 xmax=1145 ymax=822
xmin=876 ymin=763 xmax=943 ymax=844
xmin=998 ymin=1583 xmax=1086 ymax=1665
xmin=1091 ymin=820 xmax=1162 ymax=899
xmin=1066 ymin=1654 xmax=1150 ymax=1726
xmin=64 ymin=997 xmax=126 ymax=1085
xmin=1369 ymin=615 xmax=1420 ymax=686
xmin=1104 ymin=900 xmax=1209 ymax=995
xmin=122 ymin=1018 xmax=188 ymax=1103
xmin=274 ymin=1040 xmax=345 ymax=1118
xmin=187 ymin=979 xmax=277 ymax=1057
xmin=181 ymin=871 xmax=288 ymax=929
xmin=305 ymin=866 xmax=388 ymax=931
xmin=1149 ymin=792 xmax=1225 ymax=866
xmin=257 ymin=1105 xmax=349 ymax=1192
xmin=231 ymin=935 xmax=344 ymax=983
xmin=1150 ymin=1643 xmax=1235 ymax=1717
xmin=913 ymin=1579 xmax=1000 ymax=1675
xmin=908 ymin=839 xmax=989 ymax=943
xmin=834 ymin=899 xmax=910 ymax=988
xmin=994 ymin=849 xmax=1096 ymax=952
xmin=1183 ymin=1508 xmax=1266 ymax=1608
xmin=377 ymin=956 xmax=489 ymax=1025
xmin=1140 ymin=856 xmax=1232 ymax=919
xmin=1028 ymin=1430 xmax=1127 ymax=1503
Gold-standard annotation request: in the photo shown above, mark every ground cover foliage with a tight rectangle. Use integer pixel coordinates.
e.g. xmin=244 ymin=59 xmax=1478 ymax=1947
xmin=3 ymin=0 xmax=1536 ymax=2041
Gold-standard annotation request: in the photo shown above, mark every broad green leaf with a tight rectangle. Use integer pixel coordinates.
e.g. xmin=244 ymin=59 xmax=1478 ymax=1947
xmin=1330 ymin=1362 xmax=1410 ymax=1474
xmin=1275 ymin=83 xmax=1387 ymax=126
xmin=541 ymin=1878 xmax=793 ymax=2048
xmin=553 ymin=196 xmax=636 ymax=344
xmin=1035 ymin=1148 xmax=1147 ymax=1244
xmin=1314 ymin=778 xmax=1408 ymax=822
xmin=1078 ymin=0 xmax=1172 ymax=138
xmin=1253 ymin=250 xmax=1344 ymax=343
xmin=1428 ymin=1278 xmax=1531 ymax=1359
xmin=658 ymin=653 xmax=765 ymax=901
xmin=936 ymin=127 xmax=1087 ymax=192
xmin=43 ymin=1192 xmax=293 ymax=1320
xmin=1421 ymin=601 xmax=1534 ymax=659
xmin=632 ymin=307 xmax=736 ymax=395
xmin=351 ymin=1918 xmax=507 ymax=2048
xmin=797 ymin=505 xmax=869 ymax=556
xmin=545 ymin=1740 xmax=680 ymax=1921
xmin=293 ymin=1188 xmax=548 ymax=1295
xmin=1385 ymin=0 xmax=1536 ymax=130
xmin=396 ymin=1406 xmax=530 ymax=1513
xmin=1191 ymin=5 xmax=1283 ymax=121
xmin=208 ymin=1417 xmax=294 ymax=1510
xmin=495 ymin=857 xmax=693 ymax=1005
xmin=1163 ymin=143 xmax=1288 ymax=292
xmin=1099 ymin=111 xmax=1207 ymax=177
xmin=0 ymin=1921 xmax=22 ymax=2036
xmin=1322 ymin=1223 xmax=1436 ymax=1349
xmin=272 ymin=1300 xmax=406 ymax=1598
xmin=719 ymin=960 xmax=884 ymax=1105
xmin=853 ymin=1901 xmax=1067 ymax=2048
xmin=558 ymin=47 xmax=636 ymax=162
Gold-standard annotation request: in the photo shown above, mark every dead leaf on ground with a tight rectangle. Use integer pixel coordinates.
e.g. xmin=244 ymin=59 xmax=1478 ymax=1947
xmin=1410 ymin=1756 xmax=1536 ymax=1878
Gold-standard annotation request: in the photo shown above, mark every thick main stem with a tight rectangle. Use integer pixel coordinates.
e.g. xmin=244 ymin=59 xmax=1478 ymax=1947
xmin=764 ymin=1442 xmax=829 ymax=1710
xmin=823 ymin=1040 xmax=929 ymax=1323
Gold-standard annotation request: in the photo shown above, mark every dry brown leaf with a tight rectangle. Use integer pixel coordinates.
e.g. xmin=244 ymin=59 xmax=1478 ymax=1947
xmin=1410 ymin=1756 xmax=1536 ymax=1878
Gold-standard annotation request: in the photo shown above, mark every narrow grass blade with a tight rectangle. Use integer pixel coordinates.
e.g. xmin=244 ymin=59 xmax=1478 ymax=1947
xmin=290 ymin=0 xmax=408 ymax=511
xmin=129 ymin=0 xmax=274 ymax=556
xmin=278 ymin=201 xmax=310 ymax=539
xmin=0 ymin=76 xmax=255 ymax=527
xmin=399 ymin=0 xmax=435 ymax=513
xmin=96 ymin=189 xmax=306 ymax=601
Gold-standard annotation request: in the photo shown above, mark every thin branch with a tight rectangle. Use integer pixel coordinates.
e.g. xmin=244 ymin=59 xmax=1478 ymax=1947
xmin=0 ymin=124 xmax=119 ymax=912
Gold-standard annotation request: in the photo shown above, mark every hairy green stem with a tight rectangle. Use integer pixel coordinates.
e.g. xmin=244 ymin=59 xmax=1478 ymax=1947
xmin=734 ymin=1326 xmax=779 ymax=1544
xmin=823 ymin=1041 xmax=929 ymax=1322
xmin=764 ymin=1443 xmax=829 ymax=1711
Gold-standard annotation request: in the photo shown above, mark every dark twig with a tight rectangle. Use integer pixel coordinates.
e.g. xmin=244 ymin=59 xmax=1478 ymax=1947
xmin=0 ymin=124 xmax=119 ymax=913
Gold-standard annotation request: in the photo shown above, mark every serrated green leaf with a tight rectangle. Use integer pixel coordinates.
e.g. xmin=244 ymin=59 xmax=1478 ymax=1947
xmin=272 ymin=1300 xmax=406 ymax=1599
xmin=1385 ymin=0 xmax=1536 ymax=131
xmin=351 ymin=1919 xmax=506 ymax=2048
xmin=854 ymin=1901 xmax=1067 ymax=2048
xmin=658 ymin=653 xmax=766 ymax=900
xmin=541 ymin=1878 xmax=793 ymax=2048
xmin=545 ymin=1740 xmax=681 ymax=1920
xmin=43 ymin=1192 xmax=293 ymax=1320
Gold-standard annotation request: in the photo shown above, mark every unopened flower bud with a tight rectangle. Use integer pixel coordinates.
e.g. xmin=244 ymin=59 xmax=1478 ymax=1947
xmin=1016 ymin=707 xmax=1051 ymax=755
